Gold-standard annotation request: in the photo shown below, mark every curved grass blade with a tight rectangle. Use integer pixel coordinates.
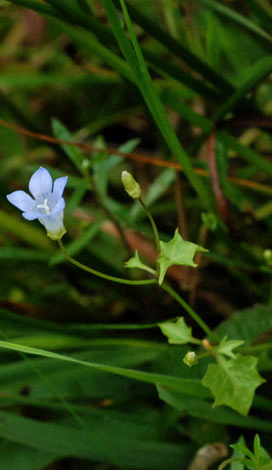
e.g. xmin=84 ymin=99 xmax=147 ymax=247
xmin=0 ymin=339 xmax=211 ymax=398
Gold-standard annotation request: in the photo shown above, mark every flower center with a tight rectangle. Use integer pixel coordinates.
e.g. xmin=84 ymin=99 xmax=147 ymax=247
xmin=37 ymin=198 xmax=51 ymax=215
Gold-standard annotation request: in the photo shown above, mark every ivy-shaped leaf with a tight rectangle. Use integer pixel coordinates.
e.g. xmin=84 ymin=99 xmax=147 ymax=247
xmin=202 ymin=355 xmax=265 ymax=415
xmin=125 ymin=250 xmax=156 ymax=275
xmin=158 ymin=229 xmax=207 ymax=285
xmin=159 ymin=317 xmax=199 ymax=345
xmin=217 ymin=336 xmax=244 ymax=359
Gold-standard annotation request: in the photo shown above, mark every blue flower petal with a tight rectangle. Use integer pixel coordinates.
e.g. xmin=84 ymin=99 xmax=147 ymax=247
xmin=53 ymin=176 xmax=68 ymax=200
xmin=29 ymin=167 xmax=53 ymax=199
xmin=6 ymin=191 xmax=35 ymax=212
xmin=22 ymin=211 xmax=40 ymax=221
xmin=50 ymin=197 xmax=65 ymax=216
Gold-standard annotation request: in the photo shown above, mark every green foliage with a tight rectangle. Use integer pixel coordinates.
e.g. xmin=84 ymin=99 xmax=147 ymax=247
xmin=2 ymin=0 xmax=272 ymax=466
xmin=158 ymin=229 xmax=207 ymax=285
xmin=216 ymin=336 xmax=245 ymax=359
xmin=125 ymin=250 xmax=156 ymax=275
xmin=202 ymin=355 xmax=265 ymax=415
xmin=159 ymin=317 xmax=199 ymax=345
xmin=219 ymin=435 xmax=272 ymax=470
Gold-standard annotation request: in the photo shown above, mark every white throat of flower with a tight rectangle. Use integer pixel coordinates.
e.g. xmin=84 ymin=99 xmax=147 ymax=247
xmin=37 ymin=198 xmax=51 ymax=215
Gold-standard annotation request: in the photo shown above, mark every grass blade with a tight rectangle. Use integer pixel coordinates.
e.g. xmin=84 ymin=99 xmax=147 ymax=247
xmin=112 ymin=0 xmax=234 ymax=95
xmin=200 ymin=0 xmax=272 ymax=44
xmin=102 ymin=0 xmax=212 ymax=209
xmin=0 ymin=339 xmax=211 ymax=398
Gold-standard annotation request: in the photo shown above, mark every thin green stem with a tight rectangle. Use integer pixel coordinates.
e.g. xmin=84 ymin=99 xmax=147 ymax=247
xmin=218 ymin=459 xmax=238 ymax=470
xmin=58 ymin=239 xmax=156 ymax=286
xmin=139 ymin=198 xmax=161 ymax=255
xmin=196 ymin=351 xmax=211 ymax=360
xmin=161 ymin=282 xmax=219 ymax=343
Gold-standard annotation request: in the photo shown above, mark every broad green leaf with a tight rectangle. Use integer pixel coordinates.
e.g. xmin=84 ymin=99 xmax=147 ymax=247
xmin=0 ymin=410 xmax=192 ymax=468
xmin=157 ymin=387 xmax=272 ymax=431
xmin=202 ymin=355 xmax=265 ymax=415
xmin=216 ymin=336 xmax=245 ymax=359
xmin=158 ymin=229 xmax=207 ymax=285
xmin=216 ymin=304 xmax=272 ymax=347
xmin=0 ymin=442 xmax=56 ymax=470
xmin=159 ymin=317 xmax=198 ymax=345
xmin=125 ymin=251 xmax=156 ymax=275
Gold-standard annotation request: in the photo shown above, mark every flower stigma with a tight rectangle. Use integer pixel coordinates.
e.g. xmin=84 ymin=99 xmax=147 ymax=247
xmin=37 ymin=198 xmax=51 ymax=215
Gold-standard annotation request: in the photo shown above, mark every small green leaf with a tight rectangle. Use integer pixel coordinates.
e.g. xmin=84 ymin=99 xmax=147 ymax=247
xmin=216 ymin=336 xmax=244 ymax=359
xmin=254 ymin=434 xmax=261 ymax=462
xmin=202 ymin=355 xmax=265 ymax=415
xmin=231 ymin=442 xmax=255 ymax=460
xmin=125 ymin=251 xmax=156 ymax=275
xmin=159 ymin=317 xmax=197 ymax=345
xmin=230 ymin=436 xmax=247 ymax=470
xmin=158 ymin=229 xmax=207 ymax=285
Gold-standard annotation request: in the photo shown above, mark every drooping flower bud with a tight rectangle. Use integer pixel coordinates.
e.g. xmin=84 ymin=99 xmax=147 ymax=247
xmin=121 ymin=171 xmax=141 ymax=199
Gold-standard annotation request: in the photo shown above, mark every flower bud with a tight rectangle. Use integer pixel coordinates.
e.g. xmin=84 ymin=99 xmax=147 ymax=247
xmin=121 ymin=171 xmax=141 ymax=199
xmin=183 ymin=351 xmax=198 ymax=367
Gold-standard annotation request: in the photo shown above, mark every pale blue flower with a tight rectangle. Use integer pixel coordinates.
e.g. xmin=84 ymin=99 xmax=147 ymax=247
xmin=7 ymin=167 xmax=68 ymax=240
